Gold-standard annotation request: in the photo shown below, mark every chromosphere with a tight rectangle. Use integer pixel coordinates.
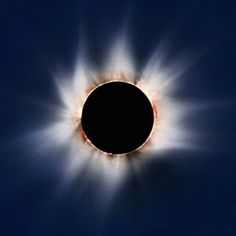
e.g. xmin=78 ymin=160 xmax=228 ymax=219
xmin=81 ymin=81 xmax=154 ymax=155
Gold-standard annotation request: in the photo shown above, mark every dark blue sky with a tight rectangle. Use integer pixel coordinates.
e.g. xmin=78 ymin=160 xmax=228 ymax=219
xmin=0 ymin=0 xmax=236 ymax=235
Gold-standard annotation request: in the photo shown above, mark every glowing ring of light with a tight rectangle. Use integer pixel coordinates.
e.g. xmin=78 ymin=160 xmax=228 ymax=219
xmin=80 ymin=80 xmax=155 ymax=156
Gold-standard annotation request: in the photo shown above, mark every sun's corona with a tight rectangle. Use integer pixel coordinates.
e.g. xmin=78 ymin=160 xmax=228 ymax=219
xmin=33 ymin=34 xmax=196 ymax=187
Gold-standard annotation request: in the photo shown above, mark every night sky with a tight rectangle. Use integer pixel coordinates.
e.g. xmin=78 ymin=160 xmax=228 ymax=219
xmin=0 ymin=0 xmax=236 ymax=235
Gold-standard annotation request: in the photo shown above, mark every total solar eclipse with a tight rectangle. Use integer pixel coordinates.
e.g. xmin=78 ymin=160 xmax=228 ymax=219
xmin=81 ymin=81 xmax=154 ymax=155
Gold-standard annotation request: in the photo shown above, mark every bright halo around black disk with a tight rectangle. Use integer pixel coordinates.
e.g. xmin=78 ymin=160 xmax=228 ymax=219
xmin=32 ymin=33 xmax=198 ymax=189
xmin=81 ymin=81 xmax=154 ymax=155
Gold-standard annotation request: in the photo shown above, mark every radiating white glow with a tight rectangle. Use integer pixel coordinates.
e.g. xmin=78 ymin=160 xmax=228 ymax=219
xmin=29 ymin=33 xmax=201 ymax=194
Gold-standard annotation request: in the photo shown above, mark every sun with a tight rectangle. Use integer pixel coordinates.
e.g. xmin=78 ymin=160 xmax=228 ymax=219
xmin=31 ymin=33 xmax=196 ymax=190
xmin=75 ymin=78 xmax=157 ymax=158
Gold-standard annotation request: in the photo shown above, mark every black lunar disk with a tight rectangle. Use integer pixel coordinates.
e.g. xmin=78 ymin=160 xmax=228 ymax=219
xmin=81 ymin=81 xmax=154 ymax=154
